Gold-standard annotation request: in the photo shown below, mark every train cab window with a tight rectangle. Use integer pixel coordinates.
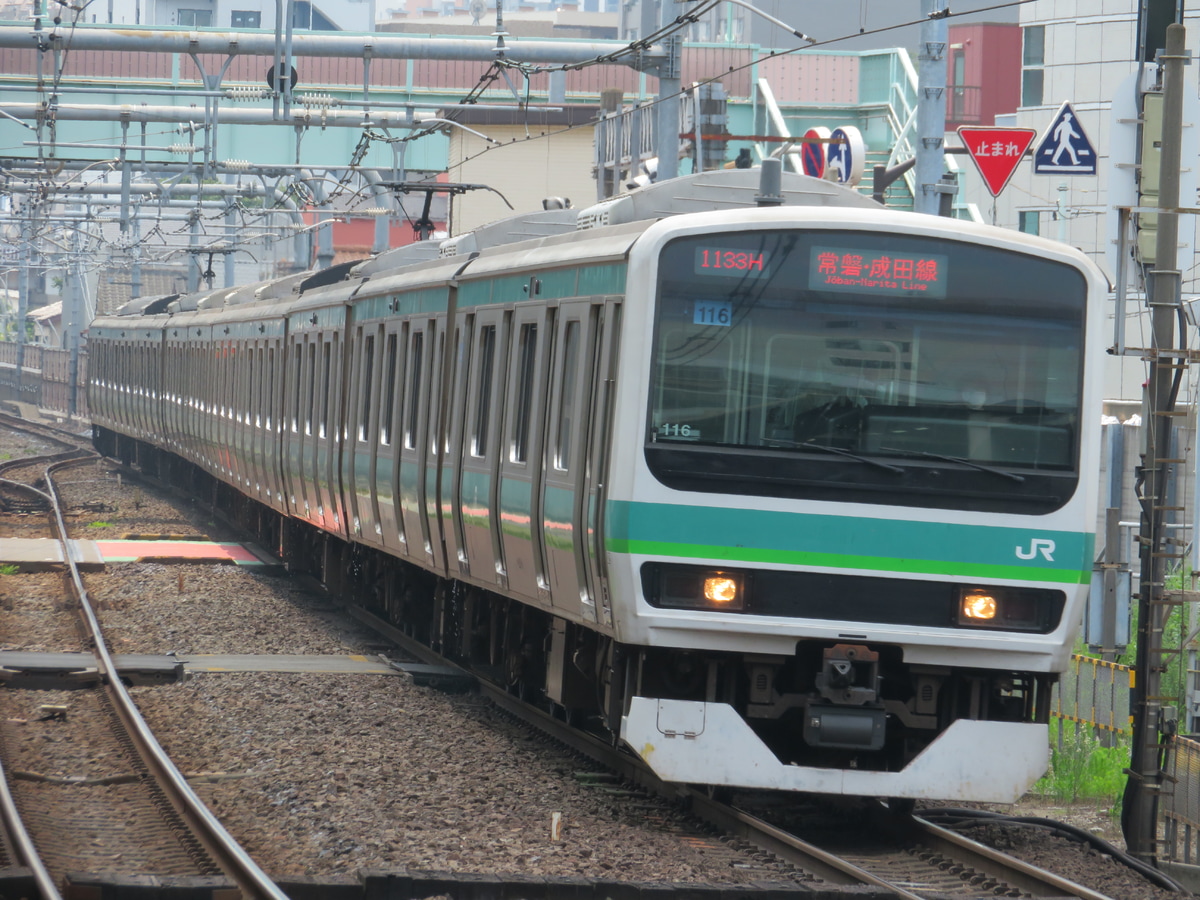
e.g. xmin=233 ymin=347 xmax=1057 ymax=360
xmin=647 ymin=229 xmax=1088 ymax=514
xmin=405 ymin=332 xmax=424 ymax=451
xmin=554 ymin=321 xmax=580 ymax=471
xmin=471 ymin=325 xmax=496 ymax=458
xmin=511 ymin=323 xmax=538 ymax=464
xmin=359 ymin=334 xmax=375 ymax=443
xmin=381 ymin=333 xmax=398 ymax=446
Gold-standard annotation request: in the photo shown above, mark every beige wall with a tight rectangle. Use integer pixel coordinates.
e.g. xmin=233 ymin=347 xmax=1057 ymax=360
xmin=448 ymin=125 xmax=598 ymax=235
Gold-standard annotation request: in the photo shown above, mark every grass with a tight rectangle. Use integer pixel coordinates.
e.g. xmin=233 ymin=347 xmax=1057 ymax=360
xmin=87 ymin=521 xmax=114 ymax=528
xmin=0 ymin=564 xmax=16 ymax=575
xmin=1033 ymin=719 xmax=1128 ymax=814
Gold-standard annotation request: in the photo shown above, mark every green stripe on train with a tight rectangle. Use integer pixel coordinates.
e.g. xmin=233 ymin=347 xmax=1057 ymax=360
xmin=605 ymin=500 xmax=1094 ymax=585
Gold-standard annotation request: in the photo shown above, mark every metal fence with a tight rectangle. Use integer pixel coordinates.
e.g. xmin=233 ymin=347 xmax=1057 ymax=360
xmin=1163 ymin=736 xmax=1200 ymax=864
xmin=1051 ymin=653 xmax=1133 ymax=737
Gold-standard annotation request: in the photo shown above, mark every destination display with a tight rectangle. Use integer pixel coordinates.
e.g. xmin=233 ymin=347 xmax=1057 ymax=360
xmin=694 ymin=247 xmax=769 ymax=276
xmin=809 ymin=246 xmax=948 ymax=298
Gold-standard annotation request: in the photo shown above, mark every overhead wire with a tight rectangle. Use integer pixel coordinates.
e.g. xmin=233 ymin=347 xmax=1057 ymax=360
xmin=5 ymin=0 xmax=1046 ymax=271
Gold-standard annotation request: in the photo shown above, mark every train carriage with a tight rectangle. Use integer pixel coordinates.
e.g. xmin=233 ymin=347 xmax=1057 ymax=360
xmin=89 ymin=167 xmax=1105 ymax=802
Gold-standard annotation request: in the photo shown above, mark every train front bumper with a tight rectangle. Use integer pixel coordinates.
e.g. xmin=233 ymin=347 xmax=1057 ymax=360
xmin=622 ymin=697 xmax=1049 ymax=802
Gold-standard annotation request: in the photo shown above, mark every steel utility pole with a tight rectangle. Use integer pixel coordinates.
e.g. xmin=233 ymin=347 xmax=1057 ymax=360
xmin=1125 ymin=21 xmax=1188 ymax=863
xmin=914 ymin=0 xmax=948 ymax=215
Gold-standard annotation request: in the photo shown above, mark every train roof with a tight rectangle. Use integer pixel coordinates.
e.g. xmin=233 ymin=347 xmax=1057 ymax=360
xmin=103 ymin=168 xmax=881 ymax=320
xmin=114 ymin=293 xmax=178 ymax=316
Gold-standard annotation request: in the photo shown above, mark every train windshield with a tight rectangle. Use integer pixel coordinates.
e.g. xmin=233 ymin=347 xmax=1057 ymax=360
xmin=646 ymin=229 xmax=1088 ymax=512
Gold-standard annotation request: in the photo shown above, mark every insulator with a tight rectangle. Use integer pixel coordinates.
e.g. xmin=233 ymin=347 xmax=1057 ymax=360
xmin=222 ymin=159 xmax=251 ymax=171
xmin=299 ymin=93 xmax=334 ymax=109
xmin=226 ymin=85 xmax=265 ymax=101
xmin=169 ymin=143 xmax=195 ymax=155
xmin=361 ymin=207 xmax=389 ymax=217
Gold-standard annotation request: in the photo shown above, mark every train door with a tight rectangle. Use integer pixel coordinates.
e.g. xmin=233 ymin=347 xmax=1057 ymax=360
xmin=459 ymin=309 xmax=509 ymax=589
xmin=313 ymin=334 xmax=339 ymax=531
xmin=398 ymin=319 xmax=437 ymax=567
xmin=440 ymin=319 xmax=471 ymax=577
xmin=346 ymin=323 xmax=383 ymax=546
xmin=325 ymin=329 xmax=348 ymax=537
xmin=231 ymin=338 xmax=249 ymax=490
xmin=541 ymin=301 xmax=602 ymax=620
xmin=580 ymin=298 xmax=621 ymax=628
xmin=215 ymin=337 xmax=230 ymax=477
xmin=202 ymin=331 xmax=219 ymax=472
xmin=376 ymin=325 xmax=404 ymax=557
xmin=290 ymin=334 xmax=319 ymax=522
xmin=498 ymin=304 xmax=552 ymax=604
xmin=264 ymin=341 xmax=285 ymax=514
xmin=422 ymin=319 xmax=449 ymax=574
xmin=249 ymin=339 xmax=267 ymax=504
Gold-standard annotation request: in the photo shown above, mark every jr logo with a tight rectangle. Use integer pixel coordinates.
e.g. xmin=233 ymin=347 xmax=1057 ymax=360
xmin=1015 ymin=539 xmax=1056 ymax=561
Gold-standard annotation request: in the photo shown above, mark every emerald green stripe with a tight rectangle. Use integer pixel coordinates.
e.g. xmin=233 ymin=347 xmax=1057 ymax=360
xmin=607 ymin=539 xmax=1088 ymax=584
xmin=606 ymin=500 xmax=1094 ymax=586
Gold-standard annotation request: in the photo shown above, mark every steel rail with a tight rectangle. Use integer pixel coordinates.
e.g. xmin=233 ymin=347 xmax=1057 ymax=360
xmin=345 ymin=604 xmax=914 ymax=897
xmin=909 ymin=814 xmax=1121 ymax=900
xmin=348 ymin=600 xmax=1124 ymax=900
xmin=44 ymin=455 xmax=291 ymax=900
xmin=0 ymin=472 xmax=64 ymax=900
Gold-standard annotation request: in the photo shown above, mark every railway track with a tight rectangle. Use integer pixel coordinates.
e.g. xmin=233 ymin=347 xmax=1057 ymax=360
xmin=349 ymin=604 xmax=1141 ymax=900
xmin=0 ymin=449 xmax=289 ymax=899
xmin=0 ymin=417 xmax=1157 ymax=900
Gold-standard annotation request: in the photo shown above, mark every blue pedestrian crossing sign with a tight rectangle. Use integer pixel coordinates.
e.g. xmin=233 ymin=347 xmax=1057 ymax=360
xmin=1034 ymin=102 xmax=1097 ymax=175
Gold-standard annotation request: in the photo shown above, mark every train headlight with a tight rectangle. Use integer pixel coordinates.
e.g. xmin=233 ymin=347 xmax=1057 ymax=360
xmin=956 ymin=586 xmax=1047 ymax=630
xmin=960 ymin=590 xmax=997 ymax=621
xmin=704 ymin=575 xmax=740 ymax=605
xmin=648 ymin=566 xmax=748 ymax=612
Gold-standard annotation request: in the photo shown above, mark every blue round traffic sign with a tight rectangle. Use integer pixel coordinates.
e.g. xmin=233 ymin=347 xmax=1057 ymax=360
xmin=826 ymin=126 xmax=865 ymax=186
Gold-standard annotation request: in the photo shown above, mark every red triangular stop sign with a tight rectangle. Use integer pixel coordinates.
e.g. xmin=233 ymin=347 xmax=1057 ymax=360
xmin=956 ymin=127 xmax=1037 ymax=196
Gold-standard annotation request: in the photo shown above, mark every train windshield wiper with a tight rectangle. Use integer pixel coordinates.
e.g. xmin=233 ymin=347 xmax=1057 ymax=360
xmin=776 ymin=439 xmax=905 ymax=474
xmin=882 ymin=448 xmax=1025 ymax=483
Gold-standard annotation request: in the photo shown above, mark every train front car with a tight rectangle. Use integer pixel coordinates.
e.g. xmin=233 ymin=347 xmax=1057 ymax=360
xmin=610 ymin=207 xmax=1105 ymax=802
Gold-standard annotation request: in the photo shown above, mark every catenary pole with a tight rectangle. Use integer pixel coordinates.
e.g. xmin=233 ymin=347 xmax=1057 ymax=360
xmin=914 ymin=0 xmax=947 ymax=215
xmin=1125 ymin=21 xmax=1188 ymax=863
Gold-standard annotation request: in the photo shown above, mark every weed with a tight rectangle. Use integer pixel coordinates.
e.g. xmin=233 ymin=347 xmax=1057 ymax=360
xmin=1034 ymin=719 xmax=1128 ymax=813
xmin=87 ymin=521 xmax=114 ymax=528
xmin=0 ymin=564 xmax=17 ymax=575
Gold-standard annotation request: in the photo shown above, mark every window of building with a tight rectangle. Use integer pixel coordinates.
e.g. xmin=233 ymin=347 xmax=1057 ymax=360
xmin=177 ymin=8 xmax=212 ymax=25
xmin=1019 ymin=211 xmax=1041 ymax=236
xmin=1021 ymin=25 xmax=1045 ymax=107
xmin=290 ymin=1 xmax=338 ymax=30
xmin=231 ymin=10 xmax=260 ymax=27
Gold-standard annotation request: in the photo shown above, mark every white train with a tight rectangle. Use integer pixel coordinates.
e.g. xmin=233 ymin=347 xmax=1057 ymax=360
xmin=89 ymin=167 xmax=1106 ymax=801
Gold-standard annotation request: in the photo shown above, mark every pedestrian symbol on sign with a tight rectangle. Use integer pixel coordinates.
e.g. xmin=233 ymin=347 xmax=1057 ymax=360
xmin=1034 ymin=102 xmax=1097 ymax=176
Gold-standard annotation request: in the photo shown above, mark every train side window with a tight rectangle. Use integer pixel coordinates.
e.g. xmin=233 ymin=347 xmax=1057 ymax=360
xmin=381 ymin=333 xmax=398 ymax=446
xmin=305 ymin=340 xmax=317 ymax=436
xmin=405 ymin=331 xmax=424 ymax=451
xmin=432 ymin=331 xmax=446 ymax=454
xmin=471 ymin=325 xmax=496 ymax=458
xmin=359 ymin=333 xmax=375 ymax=443
xmin=267 ymin=347 xmax=276 ymax=431
xmin=511 ymin=323 xmax=538 ymax=464
xmin=554 ymin=321 xmax=580 ymax=471
xmin=258 ymin=346 xmax=267 ymax=428
xmin=292 ymin=344 xmax=303 ymax=432
xmin=320 ymin=340 xmax=332 ymax=439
